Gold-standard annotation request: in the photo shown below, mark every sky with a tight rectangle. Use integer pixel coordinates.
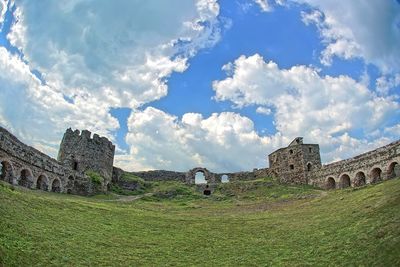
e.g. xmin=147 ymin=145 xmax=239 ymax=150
xmin=0 ymin=0 xmax=399 ymax=173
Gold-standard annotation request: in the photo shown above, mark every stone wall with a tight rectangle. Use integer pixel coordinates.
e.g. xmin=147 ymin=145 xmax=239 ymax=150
xmin=268 ymin=138 xmax=321 ymax=184
xmin=57 ymin=128 xmax=115 ymax=186
xmin=112 ymin=167 xmax=186 ymax=183
xmin=0 ymin=127 xmax=93 ymax=195
xmin=308 ymin=140 xmax=400 ymax=189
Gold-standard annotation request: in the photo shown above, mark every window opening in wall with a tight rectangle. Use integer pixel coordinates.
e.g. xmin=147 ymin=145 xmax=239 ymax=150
xmin=289 ymin=149 xmax=293 ymax=154
xmin=221 ymin=174 xmax=229 ymax=183
xmin=307 ymin=163 xmax=312 ymax=171
xmin=73 ymin=161 xmax=78 ymax=171
xmin=309 ymin=147 xmax=312 ymax=153
xmin=290 ymin=164 xmax=294 ymax=170
xmin=195 ymin=172 xmax=207 ymax=184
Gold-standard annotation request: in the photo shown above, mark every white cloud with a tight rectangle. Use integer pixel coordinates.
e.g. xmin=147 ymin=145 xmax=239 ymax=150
xmin=118 ymin=107 xmax=282 ymax=172
xmin=254 ymin=0 xmax=272 ymax=12
xmin=376 ymin=74 xmax=400 ymax=95
xmin=213 ymin=54 xmax=400 ymax=163
xmin=6 ymin=0 xmax=221 ymax=108
xmin=0 ymin=0 xmax=8 ymax=25
xmin=256 ymin=106 xmax=272 ymax=115
xmin=0 ymin=0 xmax=223 ymax=160
xmin=297 ymin=0 xmax=400 ymax=74
xmin=0 ymin=47 xmax=119 ymax=157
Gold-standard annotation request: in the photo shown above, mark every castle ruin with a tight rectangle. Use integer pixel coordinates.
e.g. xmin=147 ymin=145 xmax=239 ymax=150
xmin=0 ymin=125 xmax=399 ymax=195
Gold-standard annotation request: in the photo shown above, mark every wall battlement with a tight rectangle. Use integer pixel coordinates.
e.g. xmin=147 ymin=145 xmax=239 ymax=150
xmin=0 ymin=126 xmax=93 ymax=195
xmin=57 ymin=128 xmax=115 ymax=184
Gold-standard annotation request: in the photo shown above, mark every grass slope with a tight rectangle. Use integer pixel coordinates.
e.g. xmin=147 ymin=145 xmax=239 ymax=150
xmin=0 ymin=178 xmax=399 ymax=266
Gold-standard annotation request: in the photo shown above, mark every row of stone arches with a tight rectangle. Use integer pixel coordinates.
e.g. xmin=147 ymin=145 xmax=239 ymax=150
xmin=325 ymin=161 xmax=400 ymax=189
xmin=0 ymin=159 xmax=63 ymax=193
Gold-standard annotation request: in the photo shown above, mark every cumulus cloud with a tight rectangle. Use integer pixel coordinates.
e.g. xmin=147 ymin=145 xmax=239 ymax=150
xmin=5 ymin=0 xmax=221 ymax=108
xmin=0 ymin=47 xmax=119 ymax=157
xmin=213 ymin=54 xmax=400 ymax=163
xmin=116 ymin=107 xmax=282 ymax=172
xmin=0 ymin=0 xmax=7 ymax=25
xmin=297 ymin=0 xmax=400 ymax=74
xmin=0 ymin=0 xmax=223 ymax=159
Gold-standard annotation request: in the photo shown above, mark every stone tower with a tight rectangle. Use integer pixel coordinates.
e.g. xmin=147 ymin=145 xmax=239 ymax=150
xmin=268 ymin=137 xmax=321 ymax=184
xmin=57 ymin=128 xmax=115 ymax=184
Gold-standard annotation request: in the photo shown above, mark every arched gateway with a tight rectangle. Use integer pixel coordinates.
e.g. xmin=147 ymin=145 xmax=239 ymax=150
xmin=185 ymin=167 xmax=216 ymax=184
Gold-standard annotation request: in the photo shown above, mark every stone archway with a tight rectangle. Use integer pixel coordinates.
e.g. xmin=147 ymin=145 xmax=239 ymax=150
xmin=387 ymin=162 xmax=400 ymax=179
xmin=221 ymin=174 xmax=229 ymax=183
xmin=18 ymin=168 xmax=34 ymax=188
xmin=353 ymin=171 xmax=366 ymax=187
xmin=0 ymin=160 xmax=14 ymax=184
xmin=370 ymin=167 xmax=382 ymax=184
xmin=339 ymin=174 xmax=351 ymax=189
xmin=51 ymin=179 xmax=61 ymax=193
xmin=36 ymin=174 xmax=49 ymax=191
xmin=186 ymin=167 xmax=215 ymax=184
xmin=326 ymin=177 xmax=336 ymax=190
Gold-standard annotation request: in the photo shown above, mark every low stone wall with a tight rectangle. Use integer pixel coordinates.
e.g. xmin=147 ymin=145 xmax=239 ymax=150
xmin=0 ymin=127 xmax=93 ymax=195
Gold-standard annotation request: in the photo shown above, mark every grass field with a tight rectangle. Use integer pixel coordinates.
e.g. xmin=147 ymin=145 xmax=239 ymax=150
xmin=0 ymin=178 xmax=399 ymax=266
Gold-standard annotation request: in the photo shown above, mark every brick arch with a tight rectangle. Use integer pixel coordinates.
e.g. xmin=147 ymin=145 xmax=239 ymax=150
xmin=0 ymin=158 xmax=15 ymax=184
xmin=50 ymin=178 xmax=62 ymax=193
xmin=36 ymin=174 xmax=49 ymax=191
xmin=339 ymin=173 xmax=351 ymax=189
xmin=17 ymin=167 xmax=34 ymax=189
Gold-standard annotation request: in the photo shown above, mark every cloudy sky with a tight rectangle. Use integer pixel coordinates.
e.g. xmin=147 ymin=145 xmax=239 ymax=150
xmin=0 ymin=0 xmax=399 ymax=173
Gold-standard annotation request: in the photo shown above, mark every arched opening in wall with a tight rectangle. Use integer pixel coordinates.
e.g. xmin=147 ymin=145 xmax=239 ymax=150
xmin=51 ymin=179 xmax=61 ymax=193
xmin=353 ymin=172 xmax=366 ymax=187
xmin=370 ymin=168 xmax=382 ymax=184
xmin=18 ymin=169 xmax=34 ymax=188
xmin=307 ymin=163 xmax=312 ymax=172
xmin=221 ymin=174 xmax=229 ymax=183
xmin=36 ymin=175 xmax=48 ymax=191
xmin=195 ymin=171 xmax=207 ymax=184
xmin=289 ymin=149 xmax=293 ymax=154
xmin=387 ymin=162 xmax=400 ymax=179
xmin=326 ymin=177 xmax=336 ymax=190
xmin=339 ymin=174 xmax=351 ymax=189
xmin=67 ymin=189 xmax=72 ymax=194
xmin=0 ymin=160 xmax=14 ymax=183
xmin=107 ymin=183 xmax=112 ymax=191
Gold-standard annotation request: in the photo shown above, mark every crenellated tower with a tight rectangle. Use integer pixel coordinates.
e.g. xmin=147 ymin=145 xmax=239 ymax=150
xmin=57 ymin=128 xmax=115 ymax=185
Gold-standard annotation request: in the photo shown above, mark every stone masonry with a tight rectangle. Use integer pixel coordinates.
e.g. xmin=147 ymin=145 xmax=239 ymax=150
xmin=1 ymin=125 xmax=399 ymax=195
xmin=57 ymin=128 xmax=115 ymax=189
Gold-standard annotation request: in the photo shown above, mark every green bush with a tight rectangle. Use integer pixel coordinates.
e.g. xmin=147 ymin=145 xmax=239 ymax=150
xmin=86 ymin=170 xmax=103 ymax=185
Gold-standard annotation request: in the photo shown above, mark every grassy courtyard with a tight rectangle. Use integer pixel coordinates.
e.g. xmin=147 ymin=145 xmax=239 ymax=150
xmin=0 ymin=178 xmax=399 ymax=266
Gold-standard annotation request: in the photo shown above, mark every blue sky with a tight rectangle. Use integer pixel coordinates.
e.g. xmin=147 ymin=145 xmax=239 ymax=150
xmin=0 ymin=0 xmax=399 ymax=172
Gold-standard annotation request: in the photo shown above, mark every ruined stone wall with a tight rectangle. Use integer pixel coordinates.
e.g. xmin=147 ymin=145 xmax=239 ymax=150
xmin=268 ymin=142 xmax=321 ymax=184
xmin=0 ymin=127 xmax=93 ymax=195
xmin=58 ymin=128 xmax=115 ymax=185
xmin=112 ymin=167 xmax=186 ymax=183
xmin=309 ymin=140 xmax=400 ymax=189
xmin=131 ymin=170 xmax=186 ymax=182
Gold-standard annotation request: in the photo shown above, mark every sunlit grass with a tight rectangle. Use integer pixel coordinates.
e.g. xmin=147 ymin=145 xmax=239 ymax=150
xmin=0 ymin=178 xmax=399 ymax=266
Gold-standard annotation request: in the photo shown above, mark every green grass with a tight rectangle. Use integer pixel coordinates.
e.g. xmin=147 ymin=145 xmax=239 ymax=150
xmin=1 ymin=178 xmax=399 ymax=266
